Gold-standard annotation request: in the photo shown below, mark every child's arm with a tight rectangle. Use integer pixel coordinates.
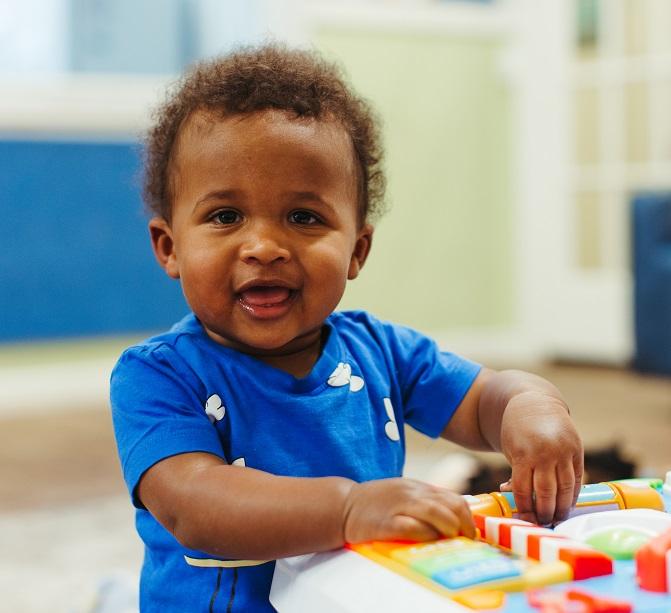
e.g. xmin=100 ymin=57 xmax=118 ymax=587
xmin=138 ymin=452 xmax=475 ymax=561
xmin=441 ymin=368 xmax=584 ymax=525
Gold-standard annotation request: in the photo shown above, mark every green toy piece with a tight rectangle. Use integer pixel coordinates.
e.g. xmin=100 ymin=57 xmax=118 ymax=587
xmin=586 ymin=527 xmax=652 ymax=560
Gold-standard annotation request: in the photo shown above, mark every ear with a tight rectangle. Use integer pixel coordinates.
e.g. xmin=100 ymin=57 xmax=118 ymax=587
xmin=149 ymin=217 xmax=180 ymax=279
xmin=348 ymin=223 xmax=374 ymax=280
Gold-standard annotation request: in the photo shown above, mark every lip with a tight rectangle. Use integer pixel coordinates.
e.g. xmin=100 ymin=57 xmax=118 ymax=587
xmin=235 ymin=279 xmax=299 ymax=320
xmin=235 ymin=278 xmax=297 ymax=294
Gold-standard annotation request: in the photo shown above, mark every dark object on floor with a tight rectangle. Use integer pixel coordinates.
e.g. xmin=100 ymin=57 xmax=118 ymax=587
xmin=465 ymin=463 xmax=511 ymax=496
xmin=582 ymin=444 xmax=636 ymax=484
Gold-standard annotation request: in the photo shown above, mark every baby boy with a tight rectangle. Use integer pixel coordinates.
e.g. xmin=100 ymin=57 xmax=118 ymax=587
xmin=111 ymin=44 xmax=583 ymax=612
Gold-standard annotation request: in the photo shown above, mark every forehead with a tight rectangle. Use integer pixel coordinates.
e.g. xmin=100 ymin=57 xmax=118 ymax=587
xmin=172 ymin=109 xmax=356 ymax=181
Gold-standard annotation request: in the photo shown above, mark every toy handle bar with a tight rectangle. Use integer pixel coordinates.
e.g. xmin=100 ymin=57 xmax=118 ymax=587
xmin=465 ymin=479 xmax=664 ymax=520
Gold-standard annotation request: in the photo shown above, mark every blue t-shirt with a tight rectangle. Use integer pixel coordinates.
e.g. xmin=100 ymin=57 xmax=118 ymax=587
xmin=110 ymin=310 xmax=481 ymax=612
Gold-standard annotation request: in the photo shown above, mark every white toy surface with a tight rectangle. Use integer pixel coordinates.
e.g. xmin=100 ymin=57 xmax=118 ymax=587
xmin=554 ymin=508 xmax=671 ymax=542
xmin=270 ymin=549 xmax=471 ymax=613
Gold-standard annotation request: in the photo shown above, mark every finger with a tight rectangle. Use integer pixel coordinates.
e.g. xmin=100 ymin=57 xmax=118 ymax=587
xmin=457 ymin=508 xmax=476 ymax=540
xmin=553 ymin=462 xmax=576 ymax=523
xmin=387 ymin=515 xmax=442 ymax=542
xmin=532 ymin=466 xmax=557 ymax=526
xmin=499 ymin=479 xmax=512 ymax=492
xmin=511 ymin=464 xmax=535 ymax=523
xmin=403 ymin=497 xmax=463 ymax=539
xmin=447 ymin=493 xmax=476 ymax=539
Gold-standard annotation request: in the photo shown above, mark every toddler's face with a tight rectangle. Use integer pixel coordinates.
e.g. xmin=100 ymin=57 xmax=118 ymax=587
xmin=150 ymin=109 xmax=372 ymax=358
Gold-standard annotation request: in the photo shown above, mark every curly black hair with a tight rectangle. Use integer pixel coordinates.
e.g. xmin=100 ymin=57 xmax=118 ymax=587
xmin=143 ymin=43 xmax=386 ymax=224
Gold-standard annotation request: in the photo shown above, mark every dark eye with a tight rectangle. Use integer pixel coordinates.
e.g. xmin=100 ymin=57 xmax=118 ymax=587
xmin=213 ymin=209 xmax=241 ymax=225
xmin=289 ymin=210 xmax=320 ymax=225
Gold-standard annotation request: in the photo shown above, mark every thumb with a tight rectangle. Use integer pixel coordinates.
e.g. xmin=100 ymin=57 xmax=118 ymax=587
xmin=499 ymin=479 xmax=512 ymax=492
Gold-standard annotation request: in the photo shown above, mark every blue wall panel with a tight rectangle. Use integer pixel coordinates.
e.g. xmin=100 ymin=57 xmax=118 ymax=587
xmin=0 ymin=139 xmax=188 ymax=342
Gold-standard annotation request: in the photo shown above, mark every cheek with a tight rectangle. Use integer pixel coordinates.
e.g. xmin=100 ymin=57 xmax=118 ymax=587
xmin=179 ymin=238 xmax=226 ymax=273
xmin=178 ymin=247 xmax=228 ymax=301
xmin=305 ymin=240 xmax=352 ymax=278
xmin=303 ymin=241 xmax=352 ymax=308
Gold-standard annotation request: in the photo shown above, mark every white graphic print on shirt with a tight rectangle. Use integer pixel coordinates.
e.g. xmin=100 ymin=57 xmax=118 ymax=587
xmin=383 ymin=397 xmax=400 ymax=441
xmin=204 ymin=394 xmax=225 ymax=422
xmin=327 ymin=362 xmax=364 ymax=392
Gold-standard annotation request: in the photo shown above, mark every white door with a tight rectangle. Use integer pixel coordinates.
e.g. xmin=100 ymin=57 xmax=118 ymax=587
xmin=516 ymin=0 xmax=671 ymax=364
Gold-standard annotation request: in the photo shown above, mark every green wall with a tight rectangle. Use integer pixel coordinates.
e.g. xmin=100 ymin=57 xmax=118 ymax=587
xmin=316 ymin=29 xmax=514 ymax=333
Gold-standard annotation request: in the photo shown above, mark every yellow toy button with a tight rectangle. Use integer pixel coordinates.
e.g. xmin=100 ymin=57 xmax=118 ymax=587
xmin=452 ymin=589 xmax=507 ymax=610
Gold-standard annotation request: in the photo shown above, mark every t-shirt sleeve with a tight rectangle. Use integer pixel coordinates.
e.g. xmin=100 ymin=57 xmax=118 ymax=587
xmin=110 ymin=344 xmax=225 ymax=508
xmin=382 ymin=321 xmax=482 ymax=438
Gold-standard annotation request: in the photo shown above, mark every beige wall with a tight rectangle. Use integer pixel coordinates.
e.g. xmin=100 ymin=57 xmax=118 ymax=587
xmin=316 ymin=29 xmax=514 ymax=333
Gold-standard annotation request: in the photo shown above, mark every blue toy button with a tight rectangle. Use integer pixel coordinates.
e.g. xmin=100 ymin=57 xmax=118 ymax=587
xmin=432 ymin=557 xmax=522 ymax=590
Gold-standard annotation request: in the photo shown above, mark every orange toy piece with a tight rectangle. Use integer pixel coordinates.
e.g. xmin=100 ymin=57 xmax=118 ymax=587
xmin=557 ymin=547 xmax=613 ymax=580
xmin=526 ymin=589 xmax=573 ymax=613
xmin=564 ymin=589 xmax=632 ymax=613
xmin=473 ymin=512 xmax=487 ymax=539
xmin=490 ymin=517 xmax=534 ymax=548
xmin=527 ymin=533 xmax=566 ymax=561
xmin=466 ymin=493 xmax=506 ymax=518
xmin=527 ymin=588 xmax=632 ymax=613
xmin=609 ymin=481 xmax=664 ymax=512
xmin=635 ymin=525 xmax=671 ymax=592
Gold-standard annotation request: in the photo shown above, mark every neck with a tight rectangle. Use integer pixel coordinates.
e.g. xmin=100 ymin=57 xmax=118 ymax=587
xmin=205 ymin=324 xmax=328 ymax=378
xmin=256 ymin=341 xmax=322 ymax=378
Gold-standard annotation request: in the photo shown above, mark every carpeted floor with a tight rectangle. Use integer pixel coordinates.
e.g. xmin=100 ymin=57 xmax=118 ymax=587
xmin=0 ymin=496 xmax=142 ymax=613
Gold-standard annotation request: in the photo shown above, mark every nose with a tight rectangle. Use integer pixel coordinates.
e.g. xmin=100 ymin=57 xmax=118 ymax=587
xmin=239 ymin=223 xmax=291 ymax=265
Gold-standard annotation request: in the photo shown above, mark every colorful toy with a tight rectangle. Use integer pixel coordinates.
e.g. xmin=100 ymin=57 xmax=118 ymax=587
xmin=347 ymin=515 xmax=614 ymax=610
xmin=473 ymin=515 xmax=613 ymax=580
xmin=348 ymin=536 xmax=573 ymax=609
xmin=635 ymin=526 xmax=671 ymax=592
xmin=336 ymin=480 xmax=660 ymax=611
xmin=466 ymin=480 xmax=664 ymax=521
xmin=270 ymin=477 xmax=671 ymax=612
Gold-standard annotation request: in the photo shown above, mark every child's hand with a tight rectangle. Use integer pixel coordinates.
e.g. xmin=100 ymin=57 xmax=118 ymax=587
xmin=342 ymin=478 xmax=475 ymax=544
xmin=499 ymin=391 xmax=583 ymax=526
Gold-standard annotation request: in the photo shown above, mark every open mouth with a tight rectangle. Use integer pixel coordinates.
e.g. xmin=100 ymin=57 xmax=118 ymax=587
xmin=237 ymin=286 xmax=297 ymax=318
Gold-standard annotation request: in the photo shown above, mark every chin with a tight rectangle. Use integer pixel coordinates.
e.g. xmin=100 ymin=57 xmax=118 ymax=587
xmin=227 ymin=329 xmax=296 ymax=353
xmin=249 ymin=336 xmax=297 ymax=353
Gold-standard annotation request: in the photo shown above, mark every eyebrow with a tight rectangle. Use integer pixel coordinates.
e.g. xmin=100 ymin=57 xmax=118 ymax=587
xmin=288 ymin=191 xmax=335 ymax=209
xmin=193 ymin=190 xmax=240 ymax=212
xmin=193 ymin=190 xmax=337 ymax=212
